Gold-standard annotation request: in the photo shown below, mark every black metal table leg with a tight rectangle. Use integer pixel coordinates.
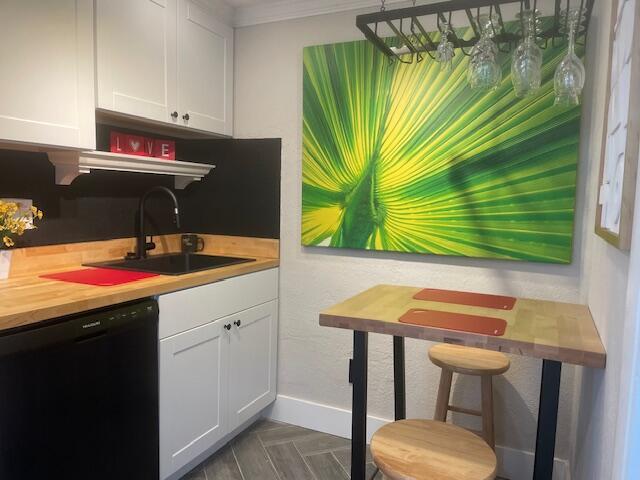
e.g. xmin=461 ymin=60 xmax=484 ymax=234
xmin=350 ymin=331 xmax=368 ymax=480
xmin=393 ymin=336 xmax=406 ymax=420
xmin=533 ymin=359 xmax=562 ymax=480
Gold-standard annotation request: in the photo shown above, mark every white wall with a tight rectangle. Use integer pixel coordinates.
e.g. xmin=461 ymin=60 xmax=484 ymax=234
xmin=570 ymin=0 xmax=639 ymax=477
xmin=233 ymin=0 xmax=612 ymax=471
xmin=611 ymin=163 xmax=640 ymax=479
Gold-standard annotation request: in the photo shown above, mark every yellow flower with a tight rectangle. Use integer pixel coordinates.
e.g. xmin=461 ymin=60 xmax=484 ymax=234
xmin=0 ymin=202 xmax=43 ymax=244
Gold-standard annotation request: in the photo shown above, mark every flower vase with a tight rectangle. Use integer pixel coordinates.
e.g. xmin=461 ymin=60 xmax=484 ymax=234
xmin=0 ymin=249 xmax=12 ymax=280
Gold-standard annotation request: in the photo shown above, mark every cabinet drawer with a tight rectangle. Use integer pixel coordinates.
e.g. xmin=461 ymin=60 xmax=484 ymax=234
xmin=159 ymin=268 xmax=278 ymax=339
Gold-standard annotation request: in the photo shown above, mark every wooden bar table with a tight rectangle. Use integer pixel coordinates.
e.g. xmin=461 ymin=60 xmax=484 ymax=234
xmin=319 ymin=285 xmax=606 ymax=480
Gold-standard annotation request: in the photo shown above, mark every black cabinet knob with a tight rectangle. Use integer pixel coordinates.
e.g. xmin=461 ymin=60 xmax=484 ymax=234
xmin=233 ymin=320 xmax=241 ymax=327
xmin=182 ymin=113 xmax=190 ymax=121
xmin=224 ymin=324 xmax=231 ymax=331
xmin=171 ymin=111 xmax=178 ymax=119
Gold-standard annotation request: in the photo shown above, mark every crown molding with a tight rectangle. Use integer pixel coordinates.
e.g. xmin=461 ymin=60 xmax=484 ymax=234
xmin=233 ymin=0 xmax=409 ymax=28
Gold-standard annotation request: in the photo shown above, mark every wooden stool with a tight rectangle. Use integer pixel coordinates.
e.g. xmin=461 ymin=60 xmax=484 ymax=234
xmin=429 ymin=343 xmax=510 ymax=449
xmin=371 ymin=419 xmax=497 ymax=480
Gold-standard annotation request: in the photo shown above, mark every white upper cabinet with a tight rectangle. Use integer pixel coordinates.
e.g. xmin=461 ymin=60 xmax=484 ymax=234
xmin=95 ymin=0 xmax=233 ymax=136
xmin=0 ymin=0 xmax=96 ymax=150
xmin=177 ymin=0 xmax=233 ymax=136
xmin=95 ymin=0 xmax=178 ymax=126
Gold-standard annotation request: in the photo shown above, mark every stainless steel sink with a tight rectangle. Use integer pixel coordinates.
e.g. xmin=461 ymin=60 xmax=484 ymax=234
xmin=86 ymin=253 xmax=255 ymax=276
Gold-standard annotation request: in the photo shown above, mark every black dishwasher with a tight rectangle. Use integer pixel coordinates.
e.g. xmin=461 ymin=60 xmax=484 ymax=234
xmin=0 ymin=299 xmax=159 ymax=480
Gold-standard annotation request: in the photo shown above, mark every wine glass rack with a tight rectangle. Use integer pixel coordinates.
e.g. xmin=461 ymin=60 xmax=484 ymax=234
xmin=356 ymin=0 xmax=595 ymax=63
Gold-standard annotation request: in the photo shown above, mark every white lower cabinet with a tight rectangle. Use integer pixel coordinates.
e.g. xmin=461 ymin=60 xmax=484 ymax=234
xmin=158 ymin=269 xmax=278 ymax=479
xmin=159 ymin=318 xmax=228 ymax=478
xmin=227 ymin=301 xmax=278 ymax=432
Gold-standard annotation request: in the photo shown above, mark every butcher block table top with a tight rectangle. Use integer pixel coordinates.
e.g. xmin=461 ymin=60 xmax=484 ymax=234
xmin=0 ymin=235 xmax=279 ymax=333
xmin=320 ymin=285 xmax=606 ymax=369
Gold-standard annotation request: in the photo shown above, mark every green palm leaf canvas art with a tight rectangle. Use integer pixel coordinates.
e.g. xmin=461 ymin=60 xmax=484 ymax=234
xmin=302 ymin=19 xmax=584 ymax=263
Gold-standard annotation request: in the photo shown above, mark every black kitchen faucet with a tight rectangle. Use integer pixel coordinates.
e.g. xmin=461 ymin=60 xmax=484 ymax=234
xmin=132 ymin=186 xmax=181 ymax=259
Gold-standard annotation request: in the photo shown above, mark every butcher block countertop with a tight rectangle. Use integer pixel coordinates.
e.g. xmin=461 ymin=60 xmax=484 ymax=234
xmin=0 ymin=235 xmax=279 ymax=332
xmin=320 ymin=285 xmax=606 ymax=368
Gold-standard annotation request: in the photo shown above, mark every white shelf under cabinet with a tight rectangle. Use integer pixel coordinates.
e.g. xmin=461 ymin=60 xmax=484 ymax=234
xmin=47 ymin=151 xmax=215 ymax=189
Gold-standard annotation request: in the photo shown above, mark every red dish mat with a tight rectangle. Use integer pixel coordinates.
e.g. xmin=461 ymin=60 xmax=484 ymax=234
xmin=399 ymin=308 xmax=507 ymax=336
xmin=41 ymin=268 xmax=159 ymax=286
xmin=413 ymin=288 xmax=516 ymax=311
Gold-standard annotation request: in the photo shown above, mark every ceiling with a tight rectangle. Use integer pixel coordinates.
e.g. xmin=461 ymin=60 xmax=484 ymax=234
xmin=229 ymin=0 xmax=556 ymax=28
xmin=230 ymin=0 xmax=408 ymax=27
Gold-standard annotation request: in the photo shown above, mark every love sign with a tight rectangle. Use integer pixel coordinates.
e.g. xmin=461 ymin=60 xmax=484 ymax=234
xmin=110 ymin=131 xmax=176 ymax=160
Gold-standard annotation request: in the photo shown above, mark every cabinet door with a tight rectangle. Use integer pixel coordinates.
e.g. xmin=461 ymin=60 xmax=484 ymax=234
xmin=0 ymin=0 xmax=95 ymax=149
xmin=95 ymin=0 xmax=178 ymax=125
xmin=228 ymin=301 xmax=278 ymax=431
xmin=159 ymin=318 xmax=228 ymax=479
xmin=177 ymin=0 xmax=233 ymax=135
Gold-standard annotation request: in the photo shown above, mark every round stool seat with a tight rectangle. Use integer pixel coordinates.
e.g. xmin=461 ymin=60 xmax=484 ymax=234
xmin=429 ymin=344 xmax=510 ymax=376
xmin=371 ymin=419 xmax=497 ymax=480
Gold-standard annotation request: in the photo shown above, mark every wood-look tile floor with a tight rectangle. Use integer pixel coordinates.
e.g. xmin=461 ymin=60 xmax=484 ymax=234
xmin=181 ymin=419 xmax=383 ymax=480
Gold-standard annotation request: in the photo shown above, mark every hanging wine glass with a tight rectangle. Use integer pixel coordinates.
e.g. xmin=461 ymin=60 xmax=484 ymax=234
xmin=468 ymin=14 xmax=502 ymax=91
xmin=511 ymin=9 xmax=543 ymax=97
xmin=436 ymin=22 xmax=455 ymax=71
xmin=554 ymin=7 xmax=586 ymax=106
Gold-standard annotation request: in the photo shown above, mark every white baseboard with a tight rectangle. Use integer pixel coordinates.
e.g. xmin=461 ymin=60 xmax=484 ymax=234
xmin=265 ymin=394 xmax=571 ymax=480
xmin=496 ymin=444 xmax=570 ymax=480
xmin=265 ymin=393 xmax=388 ymax=443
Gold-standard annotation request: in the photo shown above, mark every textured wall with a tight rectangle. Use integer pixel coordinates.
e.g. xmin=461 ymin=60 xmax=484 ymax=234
xmin=232 ymin=0 xmax=604 ymax=463
xmin=571 ymin=1 xmax=634 ymax=478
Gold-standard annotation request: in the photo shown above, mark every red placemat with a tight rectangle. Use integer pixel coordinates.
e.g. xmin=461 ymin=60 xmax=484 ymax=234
xmin=41 ymin=268 xmax=159 ymax=286
xmin=413 ymin=288 xmax=516 ymax=310
xmin=399 ymin=308 xmax=507 ymax=336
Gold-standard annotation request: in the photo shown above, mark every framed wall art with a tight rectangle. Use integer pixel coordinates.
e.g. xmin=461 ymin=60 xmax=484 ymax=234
xmin=302 ymin=17 xmax=584 ymax=263
xmin=595 ymin=0 xmax=639 ymax=250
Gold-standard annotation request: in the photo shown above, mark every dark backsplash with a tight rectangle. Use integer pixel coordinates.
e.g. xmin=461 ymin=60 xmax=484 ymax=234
xmin=0 ymin=127 xmax=281 ymax=248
